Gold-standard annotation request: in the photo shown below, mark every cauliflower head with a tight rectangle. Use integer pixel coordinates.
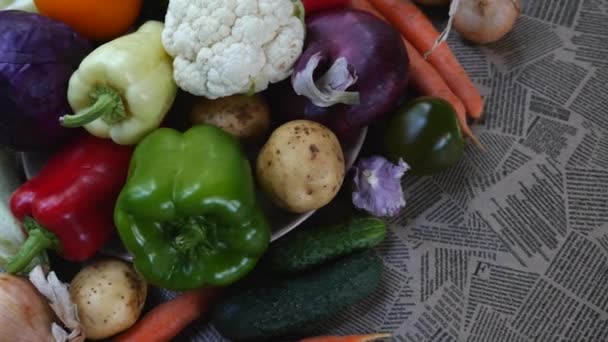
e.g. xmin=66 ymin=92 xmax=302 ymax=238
xmin=162 ymin=0 xmax=305 ymax=99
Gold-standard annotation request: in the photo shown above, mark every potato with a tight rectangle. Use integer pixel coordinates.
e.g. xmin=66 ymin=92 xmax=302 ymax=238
xmin=190 ymin=94 xmax=270 ymax=140
xmin=256 ymin=120 xmax=346 ymax=213
xmin=70 ymin=259 xmax=147 ymax=340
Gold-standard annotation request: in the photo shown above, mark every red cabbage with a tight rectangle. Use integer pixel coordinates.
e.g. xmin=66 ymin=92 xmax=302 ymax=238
xmin=266 ymin=9 xmax=409 ymax=140
xmin=0 ymin=10 xmax=92 ymax=151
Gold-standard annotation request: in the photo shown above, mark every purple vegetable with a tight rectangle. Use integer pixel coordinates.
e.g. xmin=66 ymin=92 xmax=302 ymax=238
xmin=352 ymin=156 xmax=409 ymax=217
xmin=266 ymin=9 xmax=409 ymax=140
xmin=0 ymin=10 xmax=92 ymax=151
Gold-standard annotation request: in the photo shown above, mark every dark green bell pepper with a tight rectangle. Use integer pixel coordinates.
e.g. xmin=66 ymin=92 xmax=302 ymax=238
xmin=383 ymin=97 xmax=464 ymax=175
xmin=114 ymin=125 xmax=271 ymax=291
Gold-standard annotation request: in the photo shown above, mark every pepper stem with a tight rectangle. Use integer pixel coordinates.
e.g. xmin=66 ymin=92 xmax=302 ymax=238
xmin=6 ymin=217 xmax=61 ymax=274
xmin=173 ymin=217 xmax=216 ymax=254
xmin=60 ymin=85 xmax=127 ymax=127
xmin=292 ymin=0 xmax=305 ymax=22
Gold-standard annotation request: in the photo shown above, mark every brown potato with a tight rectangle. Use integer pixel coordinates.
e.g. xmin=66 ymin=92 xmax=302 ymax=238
xmin=70 ymin=259 xmax=147 ymax=340
xmin=256 ymin=120 xmax=346 ymax=213
xmin=190 ymin=94 xmax=270 ymax=140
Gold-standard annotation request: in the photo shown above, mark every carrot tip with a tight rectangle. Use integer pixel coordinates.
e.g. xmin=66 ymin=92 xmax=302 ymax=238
xmin=361 ymin=333 xmax=392 ymax=341
xmin=469 ymin=107 xmax=485 ymax=120
xmin=468 ymin=133 xmax=486 ymax=151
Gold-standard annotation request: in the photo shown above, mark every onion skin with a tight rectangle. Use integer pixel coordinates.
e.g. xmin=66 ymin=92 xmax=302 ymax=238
xmin=266 ymin=9 xmax=409 ymax=140
xmin=0 ymin=273 xmax=54 ymax=341
xmin=453 ymin=0 xmax=521 ymax=44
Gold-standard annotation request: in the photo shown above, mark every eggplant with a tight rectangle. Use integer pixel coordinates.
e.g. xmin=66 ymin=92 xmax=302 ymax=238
xmin=0 ymin=10 xmax=92 ymax=151
xmin=266 ymin=8 xmax=409 ymax=140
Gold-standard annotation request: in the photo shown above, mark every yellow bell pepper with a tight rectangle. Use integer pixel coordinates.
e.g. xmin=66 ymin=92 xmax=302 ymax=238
xmin=0 ymin=0 xmax=37 ymax=12
xmin=60 ymin=21 xmax=177 ymax=145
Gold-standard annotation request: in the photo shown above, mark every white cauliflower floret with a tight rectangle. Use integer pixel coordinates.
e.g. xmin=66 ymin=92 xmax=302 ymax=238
xmin=162 ymin=0 xmax=305 ymax=99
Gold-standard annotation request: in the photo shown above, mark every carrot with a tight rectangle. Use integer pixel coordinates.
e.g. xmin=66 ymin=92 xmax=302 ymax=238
xmin=299 ymin=333 xmax=391 ymax=342
xmin=404 ymin=37 xmax=480 ymax=144
xmin=366 ymin=0 xmax=484 ymax=119
xmin=350 ymin=0 xmax=479 ymax=145
xmin=112 ymin=287 xmax=221 ymax=342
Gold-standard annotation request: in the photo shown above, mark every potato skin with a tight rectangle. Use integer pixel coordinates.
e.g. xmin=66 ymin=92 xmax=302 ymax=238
xmin=70 ymin=259 xmax=147 ymax=340
xmin=190 ymin=94 xmax=270 ymax=140
xmin=256 ymin=120 xmax=346 ymax=213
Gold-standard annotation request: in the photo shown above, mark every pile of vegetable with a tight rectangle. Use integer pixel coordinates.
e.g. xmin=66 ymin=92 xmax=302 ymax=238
xmin=0 ymin=0 xmax=519 ymax=340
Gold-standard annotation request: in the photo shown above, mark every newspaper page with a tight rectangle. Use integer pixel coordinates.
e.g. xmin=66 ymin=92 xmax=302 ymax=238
xmin=144 ymin=2 xmax=608 ymax=341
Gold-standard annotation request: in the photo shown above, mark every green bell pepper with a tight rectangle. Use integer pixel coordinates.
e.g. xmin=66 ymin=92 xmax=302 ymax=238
xmin=114 ymin=125 xmax=271 ymax=291
xmin=383 ymin=97 xmax=464 ymax=175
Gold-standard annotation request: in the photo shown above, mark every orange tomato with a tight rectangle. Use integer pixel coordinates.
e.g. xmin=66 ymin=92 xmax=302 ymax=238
xmin=34 ymin=0 xmax=143 ymax=41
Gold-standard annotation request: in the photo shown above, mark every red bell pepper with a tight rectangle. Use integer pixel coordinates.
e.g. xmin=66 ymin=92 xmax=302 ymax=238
xmin=302 ymin=0 xmax=350 ymax=14
xmin=6 ymin=134 xmax=133 ymax=274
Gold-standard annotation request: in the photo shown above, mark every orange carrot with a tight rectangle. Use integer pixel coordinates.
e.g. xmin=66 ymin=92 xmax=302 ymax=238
xmin=350 ymin=0 xmax=475 ymax=142
xmin=113 ymin=287 xmax=221 ymax=342
xmin=299 ymin=333 xmax=392 ymax=342
xmin=366 ymin=0 xmax=484 ymax=119
xmin=404 ymin=38 xmax=480 ymax=144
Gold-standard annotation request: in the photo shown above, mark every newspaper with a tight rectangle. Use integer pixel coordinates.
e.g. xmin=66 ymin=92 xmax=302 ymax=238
xmin=147 ymin=2 xmax=608 ymax=341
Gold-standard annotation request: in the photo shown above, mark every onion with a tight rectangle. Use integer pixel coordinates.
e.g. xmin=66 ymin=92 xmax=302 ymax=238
xmin=0 ymin=273 xmax=54 ymax=341
xmin=453 ymin=0 xmax=521 ymax=44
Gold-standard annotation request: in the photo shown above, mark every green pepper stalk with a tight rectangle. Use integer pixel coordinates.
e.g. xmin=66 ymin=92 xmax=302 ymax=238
xmin=60 ymin=85 xmax=127 ymax=127
xmin=5 ymin=218 xmax=59 ymax=274
xmin=114 ymin=125 xmax=271 ymax=291
xmin=0 ymin=149 xmax=48 ymax=274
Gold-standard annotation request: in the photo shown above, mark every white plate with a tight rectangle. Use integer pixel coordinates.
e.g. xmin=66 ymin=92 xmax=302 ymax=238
xmin=19 ymin=127 xmax=367 ymax=261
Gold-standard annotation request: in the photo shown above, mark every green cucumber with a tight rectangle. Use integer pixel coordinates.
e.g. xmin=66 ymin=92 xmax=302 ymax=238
xmin=267 ymin=216 xmax=386 ymax=274
xmin=211 ymin=251 xmax=383 ymax=341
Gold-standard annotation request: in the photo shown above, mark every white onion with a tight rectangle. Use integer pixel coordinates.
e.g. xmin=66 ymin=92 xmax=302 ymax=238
xmin=453 ymin=0 xmax=521 ymax=44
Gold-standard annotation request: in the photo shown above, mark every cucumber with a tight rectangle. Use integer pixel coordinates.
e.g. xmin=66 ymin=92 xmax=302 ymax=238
xmin=211 ymin=251 xmax=383 ymax=341
xmin=267 ymin=216 xmax=386 ymax=274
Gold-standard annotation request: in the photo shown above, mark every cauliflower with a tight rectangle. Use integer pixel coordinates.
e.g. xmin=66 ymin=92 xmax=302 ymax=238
xmin=162 ymin=0 xmax=306 ymax=99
